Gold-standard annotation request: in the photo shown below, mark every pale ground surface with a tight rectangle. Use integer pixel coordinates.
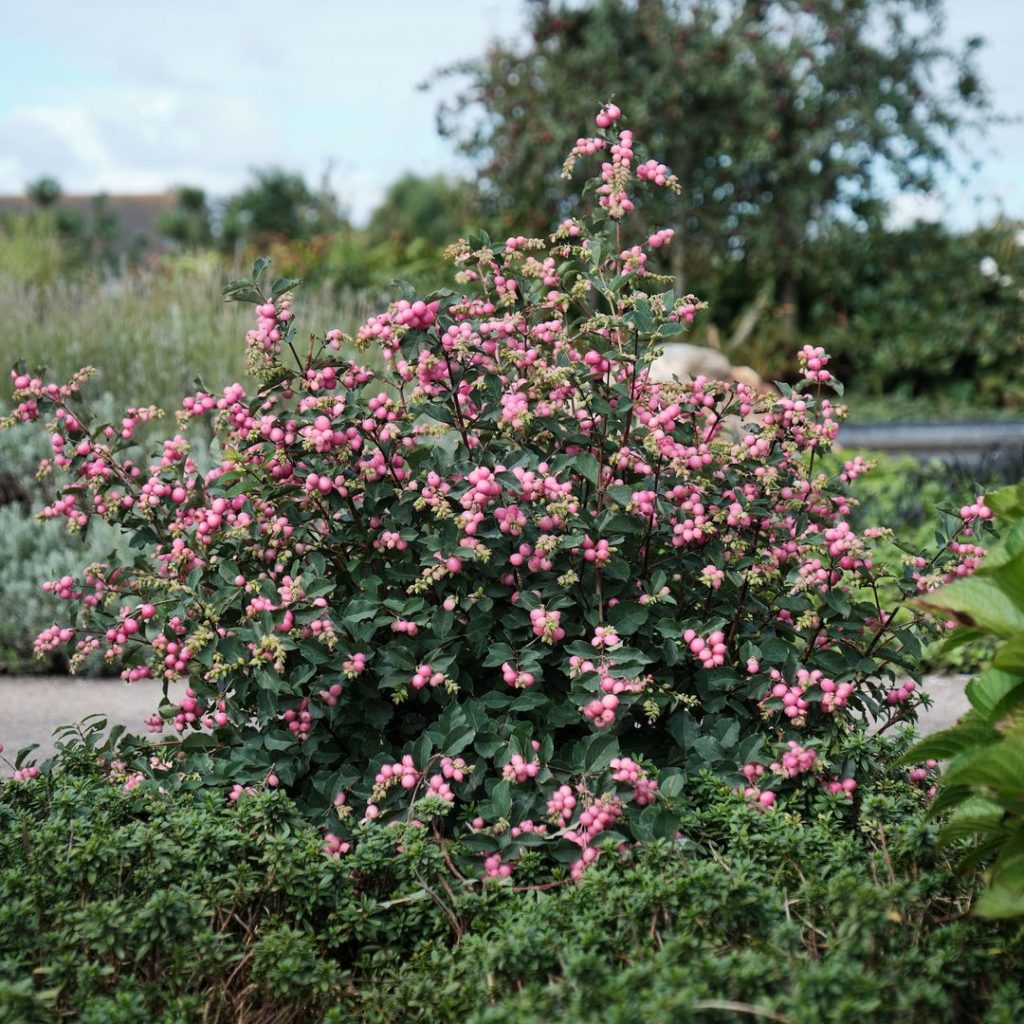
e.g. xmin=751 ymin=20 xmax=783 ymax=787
xmin=0 ymin=673 xmax=973 ymax=776
xmin=0 ymin=676 xmax=186 ymax=773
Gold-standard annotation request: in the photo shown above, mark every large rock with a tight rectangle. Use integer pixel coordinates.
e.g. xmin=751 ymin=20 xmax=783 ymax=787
xmin=650 ymin=342 xmax=733 ymax=382
xmin=651 ymin=342 xmax=770 ymax=395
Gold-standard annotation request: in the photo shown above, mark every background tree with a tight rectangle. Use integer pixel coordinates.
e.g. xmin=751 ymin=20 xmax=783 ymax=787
xmin=220 ymin=169 xmax=342 ymax=252
xmin=158 ymin=186 xmax=214 ymax=250
xmin=366 ymin=173 xmax=479 ymax=250
xmin=436 ymin=0 xmax=993 ymax=339
xmin=25 ymin=176 xmax=62 ymax=208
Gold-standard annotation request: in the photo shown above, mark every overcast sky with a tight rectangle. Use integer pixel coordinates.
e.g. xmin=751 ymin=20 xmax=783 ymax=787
xmin=1 ymin=0 xmax=1021 ymax=226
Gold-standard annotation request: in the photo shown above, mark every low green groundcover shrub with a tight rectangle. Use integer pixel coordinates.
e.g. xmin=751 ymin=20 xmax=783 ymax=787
xmin=0 ymin=747 xmax=1021 ymax=1024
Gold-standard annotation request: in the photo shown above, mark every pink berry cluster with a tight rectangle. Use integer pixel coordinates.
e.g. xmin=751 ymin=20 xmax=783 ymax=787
xmin=684 ymin=629 xmax=726 ymax=668
xmin=502 ymin=751 xmax=540 ymax=783
xmin=324 ymin=833 xmax=351 ymax=858
xmin=610 ymin=757 xmax=658 ymax=805
xmin=886 ymin=679 xmax=917 ymax=705
xmin=3 ymin=99 xmax=986 ymax=882
xmin=908 ymin=760 xmax=939 ymax=797
xmin=374 ymin=754 xmax=420 ymax=793
xmin=770 ymin=741 xmax=817 ymax=778
xmin=501 ymin=662 xmax=536 ymax=688
xmin=798 ymin=344 xmax=832 ymax=382
xmin=565 ymin=795 xmax=623 ymax=880
xmin=824 ymin=777 xmax=858 ymax=801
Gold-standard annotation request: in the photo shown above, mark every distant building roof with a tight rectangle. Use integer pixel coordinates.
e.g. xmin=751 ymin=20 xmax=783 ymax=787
xmin=0 ymin=193 xmax=178 ymax=258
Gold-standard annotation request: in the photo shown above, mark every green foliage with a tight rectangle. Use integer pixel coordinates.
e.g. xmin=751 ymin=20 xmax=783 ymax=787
xmin=438 ymin=0 xmax=992 ymax=288
xmin=221 ymin=169 xmax=343 ymax=250
xmin=0 ymin=754 xmax=1021 ymax=1023
xmin=24 ymin=177 xmax=61 ymax=209
xmin=0 ymin=256 xmax=375 ymax=418
xmin=0 ymin=408 xmax=135 ymax=674
xmin=833 ymin=449 xmax=1015 ymax=674
xmin=157 ymin=187 xmax=214 ymax=251
xmin=0 ymin=212 xmax=66 ymax=288
xmin=367 ymin=173 xmax=478 ymax=251
xmin=5 ymin=107 xmax=972 ymax=880
xmin=436 ymin=0 xmax=1018 ymax=410
xmin=736 ymin=219 xmax=1024 ymax=410
xmin=907 ymin=481 xmax=1024 ymax=916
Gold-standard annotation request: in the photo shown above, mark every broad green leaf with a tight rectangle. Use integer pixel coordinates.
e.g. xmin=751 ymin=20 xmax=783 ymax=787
xmin=584 ymin=732 xmax=620 ymax=772
xmin=608 ymin=600 xmax=649 ymax=635
xmin=658 ymin=770 xmax=685 ymax=799
xmin=986 ymin=483 xmax=1024 ymax=521
xmin=917 ymin=573 xmax=1024 ymax=634
xmin=250 ymin=255 xmax=272 ymax=282
xmin=902 ymin=715 xmax=997 ymax=764
xmin=270 ymin=276 xmax=302 ymax=299
xmin=944 ymin=738 xmax=1024 ymax=797
xmin=441 ymin=724 xmax=476 ymax=757
xmin=965 ymin=669 xmax=1024 ymax=719
xmin=974 ymin=885 xmax=1024 ymax=919
xmin=574 ymin=452 xmax=601 ymax=484
xmin=936 ymin=797 xmax=1005 ymax=847
xmin=994 ymin=641 xmax=1024 ymax=676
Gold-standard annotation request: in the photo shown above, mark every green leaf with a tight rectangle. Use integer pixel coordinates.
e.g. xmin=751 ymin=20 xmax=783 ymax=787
xmin=994 ymin=639 xmax=1024 ymax=675
xmin=965 ymin=669 xmax=1024 ymax=719
xmin=607 ymin=601 xmax=649 ymax=636
xmin=760 ymin=638 xmax=791 ymax=664
xmin=270 ymin=276 xmax=302 ymax=299
xmin=510 ymin=691 xmax=550 ymax=712
xmin=974 ymin=884 xmax=1024 ymax=919
xmin=823 ymin=589 xmax=851 ymax=619
xmin=936 ymin=797 xmax=1005 ymax=847
xmin=584 ymin=732 xmax=620 ymax=772
xmin=441 ymin=724 xmax=476 ymax=757
xmin=944 ymin=737 xmax=1024 ymax=797
xmin=413 ymin=733 xmax=433 ymax=770
xmin=574 ymin=452 xmax=601 ymax=485
xmin=903 ymin=716 xmax=996 ymax=764
xmin=987 ymin=483 xmax=1024 ymax=521
xmin=488 ymin=779 xmax=512 ymax=818
xmin=667 ymin=710 xmax=699 ymax=753
xmin=263 ymin=734 xmax=298 ymax=752
xmin=222 ymin=280 xmax=263 ymax=304
xmin=250 ymin=255 xmax=272 ymax=282
xmin=634 ymin=805 xmax=678 ymax=842
xmin=657 ymin=321 xmax=688 ymax=338
xmin=658 ymin=770 xmax=685 ymax=799
xmin=917 ymin=569 xmax=1024 ymax=638
xmin=631 ymin=297 xmax=655 ymax=335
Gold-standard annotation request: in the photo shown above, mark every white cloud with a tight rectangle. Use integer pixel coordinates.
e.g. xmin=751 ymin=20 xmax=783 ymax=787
xmin=0 ymin=92 xmax=271 ymax=196
xmin=0 ymin=0 xmax=528 ymax=219
xmin=1 ymin=0 xmax=1018 ymax=229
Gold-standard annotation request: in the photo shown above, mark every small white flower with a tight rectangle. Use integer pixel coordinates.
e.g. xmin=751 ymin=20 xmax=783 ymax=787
xmin=979 ymin=255 xmax=999 ymax=278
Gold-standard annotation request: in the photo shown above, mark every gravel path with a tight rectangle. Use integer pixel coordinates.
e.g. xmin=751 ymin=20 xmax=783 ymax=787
xmin=0 ymin=676 xmax=186 ymax=771
xmin=0 ymin=673 xmax=973 ymax=776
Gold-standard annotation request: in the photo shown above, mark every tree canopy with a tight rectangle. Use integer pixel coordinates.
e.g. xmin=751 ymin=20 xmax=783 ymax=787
xmin=436 ymin=0 xmax=993 ymax=306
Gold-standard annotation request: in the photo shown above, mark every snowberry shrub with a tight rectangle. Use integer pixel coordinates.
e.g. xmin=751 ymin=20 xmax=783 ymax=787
xmin=4 ymin=104 xmax=988 ymax=879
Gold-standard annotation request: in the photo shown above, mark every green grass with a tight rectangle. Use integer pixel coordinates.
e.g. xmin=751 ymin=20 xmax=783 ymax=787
xmin=3 ymin=254 xmax=379 ymax=416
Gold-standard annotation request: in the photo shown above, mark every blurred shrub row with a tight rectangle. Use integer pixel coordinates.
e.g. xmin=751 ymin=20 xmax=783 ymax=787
xmin=4 ymin=199 xmax=1022 ymax=415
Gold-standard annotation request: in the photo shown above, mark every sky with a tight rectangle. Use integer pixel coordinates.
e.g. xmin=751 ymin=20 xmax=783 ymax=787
xmin=0 ymin=0 xmax=1021 ymax=227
